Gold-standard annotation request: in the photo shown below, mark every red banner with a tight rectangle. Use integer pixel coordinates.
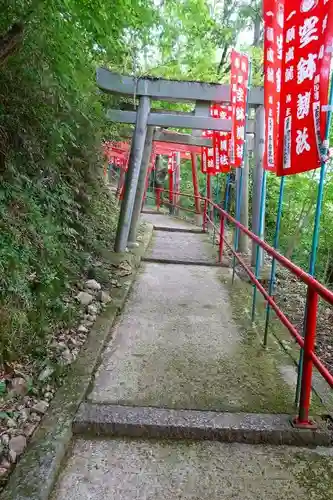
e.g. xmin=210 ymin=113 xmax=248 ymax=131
xmin=276 ymin=0 xmax=333 ymax=176
xmin=212 ymin=104 xmax=232 ymax=173
xmin=168 ymin=153 xmax=176 ymax=173
xmin=201 ymin=129 xmax=215 ymax=174
xmin=230 ymin=50 xmax=249 ymax=167
xmin=263 ymin=0 xmax=284 ymax=171
xmin=201 ymin=104 xmax=232 ymax=174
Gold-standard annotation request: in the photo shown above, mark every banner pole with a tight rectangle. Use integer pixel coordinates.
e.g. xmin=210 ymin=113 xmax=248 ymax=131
xmin=232 ymin=58 xmax=252 ymax=284
xmin=295 ymin=73 xmax=333 ymax=406
xmin=251 ymin=168 xmax=267 ymax=320
xmin=263 ymin=175 xmax=286 ymax=345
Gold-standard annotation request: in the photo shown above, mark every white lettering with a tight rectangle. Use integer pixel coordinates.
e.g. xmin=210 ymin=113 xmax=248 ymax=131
xmin=267 ymin=48 xmax=274 ymax=63
xmin=236 ymin=87 xmax=245 ymax=102
xmin=267 ymin=27 xmax=274 ymax=42
xmin=236 ymin=126 xmax=245 ymax=139
xmin=276 ymin=68 xmax=281 ymax=92
xmin=285 ymin=47 xmax=294 ymax=63
xmin=267 ymin=67 xmax=274 ymax=83
xmin=277 ymin=35 xmax=283 ymax=59
xmin=235 ymin=107 xmax=245 ymax=121
xmin=286 ymin=26 xmax=296 ymax=43
xmin=285 ymin=66 xmax=294 ymax=82
xmin=297 ymin=54 xmax=317 ymax=83
xmin=220 ymin=154 xmax=229 ymax=165
xmin=236 ymin=144 xmax=243 ymax=159
xmin=299 ymin=17 xmax=319 ymax=48
xmin=297 ymin=91 xmax=311 ymax=119
xmin=296 ymin=127 xmax=311 ymax=155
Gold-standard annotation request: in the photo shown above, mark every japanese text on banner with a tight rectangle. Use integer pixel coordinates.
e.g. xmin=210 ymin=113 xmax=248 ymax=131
xmin=168 ymin=153 xmax=176 ymax=173
xmin=230 ymin=50 xmax=249 ymax=168
xmin=212 ymin=104 xmax=232 ymax=173
xmin=276 ymin=0 xmax=333 ymax=176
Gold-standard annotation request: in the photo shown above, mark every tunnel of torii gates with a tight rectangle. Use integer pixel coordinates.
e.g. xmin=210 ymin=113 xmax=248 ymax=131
xmin=98 ymin=68 xmax=264 ymax=257
xmin=103 ymin=132 xmax=224 ymax=213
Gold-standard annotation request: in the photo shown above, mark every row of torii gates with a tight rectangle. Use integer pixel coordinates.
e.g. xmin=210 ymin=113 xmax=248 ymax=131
xmin=98 ymin=69 xmax=265 ymax=265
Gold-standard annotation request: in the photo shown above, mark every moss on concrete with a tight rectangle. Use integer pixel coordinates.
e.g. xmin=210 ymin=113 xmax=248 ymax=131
xmin=217 ymin=267 xmax=326 ymax=416
xmin=284 ymin=448 xmax=333 ymax=500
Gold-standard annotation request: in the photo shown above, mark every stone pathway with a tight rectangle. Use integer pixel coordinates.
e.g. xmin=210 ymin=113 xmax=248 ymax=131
xmin=51 ymin=213 xmax=333 ymax=500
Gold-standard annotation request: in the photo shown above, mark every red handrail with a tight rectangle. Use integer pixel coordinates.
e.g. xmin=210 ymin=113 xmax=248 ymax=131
xmin=151 ymin=188 xmax=333 ymax=427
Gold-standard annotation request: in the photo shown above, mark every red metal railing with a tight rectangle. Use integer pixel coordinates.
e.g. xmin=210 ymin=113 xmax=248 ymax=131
xmin=147 ymin=188 xmax=333 ymax=427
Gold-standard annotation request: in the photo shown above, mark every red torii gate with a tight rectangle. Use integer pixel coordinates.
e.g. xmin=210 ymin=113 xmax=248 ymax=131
xmin=103 ymin=140 xmax=201 ymax=213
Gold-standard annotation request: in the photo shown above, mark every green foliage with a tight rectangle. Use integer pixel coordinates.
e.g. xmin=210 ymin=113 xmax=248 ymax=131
xmin=0 ymin=0 xmax=157 ymax=365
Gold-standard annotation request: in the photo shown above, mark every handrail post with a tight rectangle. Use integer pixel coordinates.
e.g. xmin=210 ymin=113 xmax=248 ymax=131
xmin=218 ymin=212 xmax=225 ymax=263
xmin=294 ymin=287 xmax=318 ymax=428
xmin=203 ymin=198 xmax=208 ymax=232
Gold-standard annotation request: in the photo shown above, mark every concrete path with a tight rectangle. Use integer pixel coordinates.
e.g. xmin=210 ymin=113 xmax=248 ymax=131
xmin=51 ymin=213 xmax=333 ymax=500
xmin=52 ymin=439 xmax=333 ymax=500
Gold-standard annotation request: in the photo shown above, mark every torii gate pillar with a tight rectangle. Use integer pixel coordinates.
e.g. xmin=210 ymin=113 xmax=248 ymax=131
xmin=114 ymin=96 xmax=150 ymax=252
xmin=127 ymin=126 xmax=155 ymax=247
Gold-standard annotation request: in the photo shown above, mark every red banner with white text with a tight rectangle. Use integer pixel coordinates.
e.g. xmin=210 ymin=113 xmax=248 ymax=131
xmin=168 ymin=153 xmax=176 ymax=173
xmin=212 ymin=104 xmax=232 ymax=173
xmin=276 ymin=0 xmax=333 ymax=176
xmin=230 ymin=50 xmax=249 ymax=167
xmin=201 ymin=104 xmax=232 ymax=174
xmin=201 ymin=129 xmax=215 ymax=174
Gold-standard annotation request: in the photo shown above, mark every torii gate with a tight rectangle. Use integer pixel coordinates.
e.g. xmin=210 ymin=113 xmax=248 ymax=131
xmin=97 ymin=69 xmax=264 ymax=253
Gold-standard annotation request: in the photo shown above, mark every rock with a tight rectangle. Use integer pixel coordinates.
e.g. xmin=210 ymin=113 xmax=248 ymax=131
xmin=67 ymin=336 xmax=79 ymax=347
xmin=23 ymin=422 xmax=37 ymax=438
xmin=1 ymin=434 xmax=9 ymax=446
xmin=97 ymin=291 xmax=111 ymax=304
xmin=38 ymin=366 xmax=55 ymax=382
xmin=87 ymin=303 xmax=98 ymax=315
xmin=29 ymin=412 xmax=41 ymax=423
xmin=9 ymin=377 xmax=28 ymax=397
xmin=0 ymin=467 xmax=9 ymax=478
xmin=56 ymin=342 xmax=68 ymax=351
xmin=76 ymin=291 xmax=94 ymax=306
xmin=43 ymin=392 xmax=53 ymax=401
xmin=71 ymin=348 xmax=79 ymax=361
xmin=86 ymin=314 xmax=96 ymax=322
xmin=77 ymin=324 xmax=88 ymax=334
xmin=23 ymin=396 xmax=33 ymax=408
xmin=19 ymin=408 xmax=30 ymax=422
xmin=6 ymin=418 xmax=17 ymax=428
xmin=9 ymin=435 xmax=27 ymax=457
xmin=8 ymin=449 xmax=17 ymax=463
xmin=31 ymin=400 xmax=49 ymax=415
xmin=85 ymin=279 xmax=101 ymax=291
xmin=60 ymin=348 xmax=73 ymax=365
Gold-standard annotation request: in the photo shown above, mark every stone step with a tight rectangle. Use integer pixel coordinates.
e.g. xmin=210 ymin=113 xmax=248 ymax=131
xmin=73 ymin=403 xmax=330 ymax=447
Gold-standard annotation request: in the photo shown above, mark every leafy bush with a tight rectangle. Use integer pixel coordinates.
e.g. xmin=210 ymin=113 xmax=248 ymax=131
xmin=0 ymin=1 xmax=156 ymax=365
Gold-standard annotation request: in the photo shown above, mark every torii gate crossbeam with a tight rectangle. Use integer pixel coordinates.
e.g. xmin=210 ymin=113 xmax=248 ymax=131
xmin=97 ymin=69 xmax=264 ymax=252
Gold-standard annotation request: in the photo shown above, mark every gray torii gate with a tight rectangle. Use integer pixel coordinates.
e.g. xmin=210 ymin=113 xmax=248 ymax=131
xmin=97 ymin=68 xmax=265 ymax=258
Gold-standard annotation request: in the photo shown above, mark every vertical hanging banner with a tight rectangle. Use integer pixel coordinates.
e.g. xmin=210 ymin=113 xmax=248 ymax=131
xmin=230 ymin=50 xmax=249 ymax=167
xmin=263 ymin=0 xmax=284 ymax=171
xmin=212 ymin=104 xmax=232 ymax=173
xmin=167 ymin=153 xmax=176 ymax=173
xmin=201 ymin=129 xmax=215 ymax=174
xmin=276 ymin=0 xmax=333 ymax=176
